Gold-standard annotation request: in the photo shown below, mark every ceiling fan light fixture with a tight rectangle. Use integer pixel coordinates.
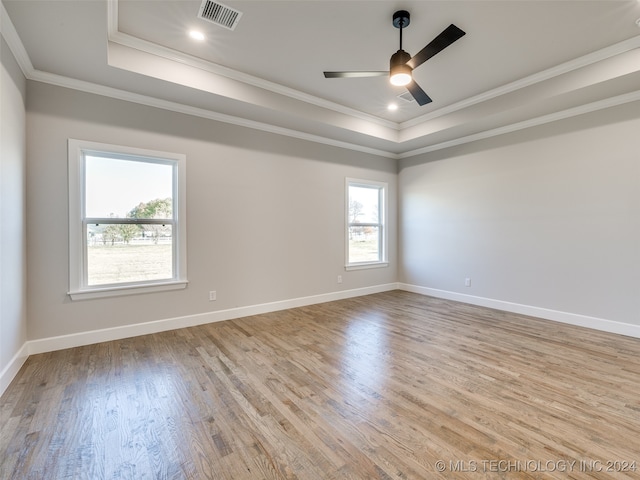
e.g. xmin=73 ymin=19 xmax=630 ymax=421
xmin=389 ymin=49 xmax=412 ymax=86
xmin=390 ymin=65 xmax=412 ymax=86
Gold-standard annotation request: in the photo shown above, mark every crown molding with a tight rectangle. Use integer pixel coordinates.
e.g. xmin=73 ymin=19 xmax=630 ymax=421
xmin=398 ymin=89 xmax=640 ymax=159
xmin=4 ymin=0 xmax=640 ymax=161
xmin=401 ymin=35 xmax=640 ymax=130
xmin=400 ymin=35 xmax=640 ymax=131
xmin=107 ymin=0 xmax=640 ymax=136
xmin=0 ymin=1 xmax=34 ymax=76
xmin=106 ymin=0 xmax=399 ymax=133
xmin=2 ymin=0 xmax=398 ymax=158
xmin=27 ymin=68 xmax=400 ymax=159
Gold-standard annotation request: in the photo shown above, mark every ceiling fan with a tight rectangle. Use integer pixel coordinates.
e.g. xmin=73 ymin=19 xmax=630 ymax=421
xmin=323 ymin=10 xmax=465 ymax=106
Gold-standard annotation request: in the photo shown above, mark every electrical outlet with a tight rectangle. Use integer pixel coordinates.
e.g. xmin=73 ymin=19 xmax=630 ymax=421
xmin=209 ymin=290 xmax=217 ymax=301
xmin=337 ymin=275 xmax=343 ymax=284
xmin=465 ymin=278 xmax=471 ymax=287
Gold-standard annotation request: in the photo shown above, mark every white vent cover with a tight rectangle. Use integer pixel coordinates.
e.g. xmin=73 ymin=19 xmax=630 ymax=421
xmin=397 ymin=91 xmax=415 ymax=103
xmin=198 ymin=0 xmax=242 ymax=30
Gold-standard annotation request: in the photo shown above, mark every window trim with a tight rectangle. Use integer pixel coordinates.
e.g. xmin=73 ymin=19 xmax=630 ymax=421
xmin=68 ymin=139 xmax=188 ymax=300
xmin=345 ymin=178 xmax=388 ymax=270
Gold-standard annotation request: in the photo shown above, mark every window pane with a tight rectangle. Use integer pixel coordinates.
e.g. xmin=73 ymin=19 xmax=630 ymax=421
xmin=87 ymin=224 xmax=173 ymax=285
xmin=85 ymin=156 xmax=173 ymax=219
xmin=348 ymin=226 xmax=380 ymax=263
xmin=348 ymin=186 xmax=379 ymax=224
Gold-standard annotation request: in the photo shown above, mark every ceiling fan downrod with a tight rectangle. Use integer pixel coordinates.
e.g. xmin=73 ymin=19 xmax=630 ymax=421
xmin=393 ymin=10 xmax=410 ymax=50
xmin=390 ymin=10 xmax=412 ymax=86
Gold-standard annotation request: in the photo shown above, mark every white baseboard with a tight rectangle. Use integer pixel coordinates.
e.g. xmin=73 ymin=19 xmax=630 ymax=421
xmin=6 ymin=281 xmax=636 ymax=398
xmin=0 ymin=283 xmax=396 ymax=397
xmin=399 ymin=283 xmax=640 ymax=339
xmin=25 ymin=283 xmax=399 ymax=356
xmin=0 ymin=343 xmax=29 ymax=397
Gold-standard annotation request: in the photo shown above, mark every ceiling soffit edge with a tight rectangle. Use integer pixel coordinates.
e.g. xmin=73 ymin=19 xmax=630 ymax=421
xmin=106 ymin=40 xmax=401 ymax=144
xmin=27 ymin=68 xmax=401 ymax=160
xmin=0 ymin=2 xmax=34 ymax=76
xmin=401 ymin=35 xmax=640 ymax=130
xmin=398 ymin=89 xmax=640 ymax=159
xmin=106 ymin=0 xmax=399 ymax=132
xmin=1 ymin=0 xmax=400 ymax=159
xmin=107 ymin=1 xmax=640 ymax=138
xmin=3 ymin=1 xmax=640 ymax=160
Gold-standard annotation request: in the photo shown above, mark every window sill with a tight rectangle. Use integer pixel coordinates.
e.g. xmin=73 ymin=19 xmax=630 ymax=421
xmin=345 ymin=262 xmax=389 ymax=271
xmin=68 ymin=280 xmax=188 ymax=301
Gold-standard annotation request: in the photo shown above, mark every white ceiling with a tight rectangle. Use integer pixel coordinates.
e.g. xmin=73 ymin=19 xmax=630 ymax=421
xmin=3 ymin=0 xmax=640 ymax=158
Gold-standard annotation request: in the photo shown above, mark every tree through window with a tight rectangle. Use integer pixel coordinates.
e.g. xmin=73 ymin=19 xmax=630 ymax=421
xmin=68 ymin=140 xmax=187 ymax=299
xmin=346 ymin=179 xmax=387 ymax=267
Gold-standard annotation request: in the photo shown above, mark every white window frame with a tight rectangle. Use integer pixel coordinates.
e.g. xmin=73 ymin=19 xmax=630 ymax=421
xmin=68 ymin=139 xmax=188 ymax=300
xmin=345 ymin=178 xmax=388 ymax=270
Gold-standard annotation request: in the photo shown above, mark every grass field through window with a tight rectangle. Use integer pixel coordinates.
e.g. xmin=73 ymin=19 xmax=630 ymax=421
xmin=88 ymin=235 xmax=380 ymax=286
xmin=87 ymin=243 xmax=172 ymax=286
xmin=348 ymin=236 xmax=380 ymax=263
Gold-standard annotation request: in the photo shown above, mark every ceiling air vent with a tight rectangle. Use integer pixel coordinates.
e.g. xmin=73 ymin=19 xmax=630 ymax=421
xmin=198 ymin=0 xmax=242 ymax=30
xmin=397 ymin=91 xmax=415 ymax=103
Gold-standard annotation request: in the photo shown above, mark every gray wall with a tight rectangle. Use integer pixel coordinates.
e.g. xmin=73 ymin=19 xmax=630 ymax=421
xmin=12 ymin=58 xmax=640 ymax=364
xmin=25 ymin=82 xmax=398 ymax=341
xmin=0 ymin=36 xmax=27 ymax=381
xmin=399 ymin=101 xmax=640 ymax=326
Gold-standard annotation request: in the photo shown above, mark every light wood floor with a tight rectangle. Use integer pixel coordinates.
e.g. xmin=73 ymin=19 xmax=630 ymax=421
xmin=2 ymin=291 xmax=640 ymax=479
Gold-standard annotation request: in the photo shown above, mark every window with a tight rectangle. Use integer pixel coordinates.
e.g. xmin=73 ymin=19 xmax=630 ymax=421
xmin=346 ymin=178 xmax=388 ymax=269
xmin=68 ymin=139 xmax=187 ymax=300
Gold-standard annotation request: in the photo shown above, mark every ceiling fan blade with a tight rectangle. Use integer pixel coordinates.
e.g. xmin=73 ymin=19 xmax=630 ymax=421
xmin=406 ymin=80 xmax=432 ymax=106
xmin=323 ymin=71 xmax=389 ymax=78
xmin=407 ymin=24 xmax=466 ymax=70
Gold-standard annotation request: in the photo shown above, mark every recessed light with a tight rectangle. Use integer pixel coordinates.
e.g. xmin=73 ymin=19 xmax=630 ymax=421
xmin=388 ymin=103 xmax=398 ymax=111
xmin=189 ymin=30 xmax=206 ymax=41
xmin=636 ymin=17 xmax=640 ymax=28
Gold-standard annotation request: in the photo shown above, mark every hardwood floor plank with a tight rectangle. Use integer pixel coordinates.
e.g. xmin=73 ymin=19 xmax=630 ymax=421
xmin=2 ymin=291 xmax=640 ymax=479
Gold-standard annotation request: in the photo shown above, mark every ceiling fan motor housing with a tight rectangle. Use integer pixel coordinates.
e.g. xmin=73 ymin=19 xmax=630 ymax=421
xmin=389 ymin=49 xmax=412 ymax=86
xmin=390 ymin=49 xmax=411 ymax=71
